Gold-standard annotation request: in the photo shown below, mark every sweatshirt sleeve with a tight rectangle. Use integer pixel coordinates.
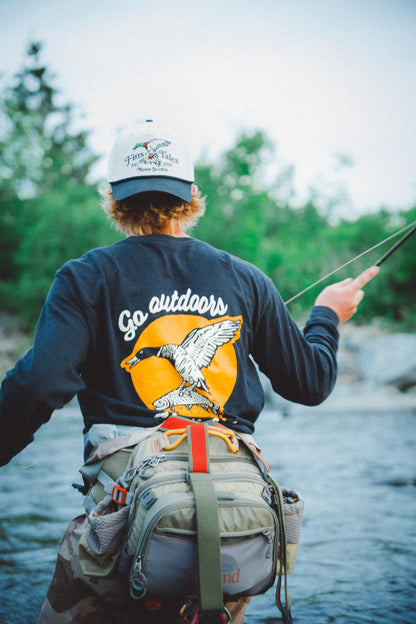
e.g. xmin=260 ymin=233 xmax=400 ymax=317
xmin=251 ymin=277 xmax=339 ymax=406
xmin=0 ymin=266 xmax=90 ymax=466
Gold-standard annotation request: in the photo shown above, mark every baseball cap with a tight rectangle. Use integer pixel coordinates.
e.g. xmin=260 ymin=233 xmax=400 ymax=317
xmin=107 ymin=120 xmax=194 ymax=202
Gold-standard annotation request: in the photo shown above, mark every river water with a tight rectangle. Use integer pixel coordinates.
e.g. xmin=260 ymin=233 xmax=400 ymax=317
xmin=0 ymin=401 xmax=415 ymax=624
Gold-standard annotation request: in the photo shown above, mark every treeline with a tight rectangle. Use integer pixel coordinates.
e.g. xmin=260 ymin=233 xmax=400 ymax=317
xmin=193 ymin=132 xmax=416 ymax=327
xmin=1 ymin=44 xmax=415 ymax=331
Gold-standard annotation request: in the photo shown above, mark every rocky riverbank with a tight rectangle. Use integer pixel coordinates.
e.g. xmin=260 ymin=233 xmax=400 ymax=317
xmin=263 ymin=323 xmax=416 ymax=414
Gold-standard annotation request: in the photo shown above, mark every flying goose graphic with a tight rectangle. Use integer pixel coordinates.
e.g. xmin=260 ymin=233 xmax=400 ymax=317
xmin=126 ymin=319 xmax=241 ymax=394
xmin=133 ymin=138 xmax=171 ymax=165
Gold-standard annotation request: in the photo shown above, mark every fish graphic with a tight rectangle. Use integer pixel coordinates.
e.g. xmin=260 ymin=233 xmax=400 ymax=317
xmin=153 ymin=386 xmax=220 ymax=416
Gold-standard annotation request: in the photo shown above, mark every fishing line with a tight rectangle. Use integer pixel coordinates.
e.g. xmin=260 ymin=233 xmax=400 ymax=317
xmin=284 ymin=218 xmax=416 ymax=305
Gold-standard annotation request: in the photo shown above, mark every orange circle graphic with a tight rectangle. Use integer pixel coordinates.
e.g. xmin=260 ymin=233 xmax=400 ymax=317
xmin=121 ymin=314 xmax=242 ymax=419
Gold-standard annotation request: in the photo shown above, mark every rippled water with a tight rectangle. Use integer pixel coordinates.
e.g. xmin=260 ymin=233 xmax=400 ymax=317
xmin=1 ymin=402 xmax=415 ymax=624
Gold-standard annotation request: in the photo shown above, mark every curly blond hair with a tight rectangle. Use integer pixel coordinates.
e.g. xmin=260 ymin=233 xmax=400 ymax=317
xmin=101 ymin=187 xmax=206 ymax=236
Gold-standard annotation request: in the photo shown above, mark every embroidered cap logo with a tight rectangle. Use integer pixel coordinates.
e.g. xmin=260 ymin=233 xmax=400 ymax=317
xmin=123 ymin=138 xmax=179 ymax=170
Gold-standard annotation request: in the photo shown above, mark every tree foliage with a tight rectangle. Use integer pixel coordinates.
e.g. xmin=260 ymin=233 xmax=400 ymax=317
xmin=194 ymin=132 xmax=416 ymax=328
xmin=0 ymin=44 xmax=415 ymax=330
xmin=0 ymin=43 xmax=122 ymax=324
xmin=0 ymin=42 xmax=96 ymax=198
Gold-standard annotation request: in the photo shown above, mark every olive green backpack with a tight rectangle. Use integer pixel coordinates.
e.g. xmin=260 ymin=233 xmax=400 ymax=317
xmin=78 ymin=416 xmax=304 ymax=623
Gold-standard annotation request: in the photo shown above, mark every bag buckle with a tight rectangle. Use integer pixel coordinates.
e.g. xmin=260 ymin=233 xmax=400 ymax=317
xmin=178 ymin=599 xmax=199 ymax=623
xmin=111 ymin=483 xmax=128 ymax=505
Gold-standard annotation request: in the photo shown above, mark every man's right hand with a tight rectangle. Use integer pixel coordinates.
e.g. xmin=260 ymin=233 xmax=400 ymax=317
xmin=314 ymin=266 xmax=379 ymax=323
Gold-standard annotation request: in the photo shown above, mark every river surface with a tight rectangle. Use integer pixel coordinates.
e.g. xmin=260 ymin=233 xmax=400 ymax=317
xmin=0 ymin=402 xmax=415 ymax=624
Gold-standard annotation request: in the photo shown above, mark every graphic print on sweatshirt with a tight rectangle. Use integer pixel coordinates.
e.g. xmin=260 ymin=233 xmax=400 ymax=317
xmin=121 ymin=314 xmax=242 ymax=420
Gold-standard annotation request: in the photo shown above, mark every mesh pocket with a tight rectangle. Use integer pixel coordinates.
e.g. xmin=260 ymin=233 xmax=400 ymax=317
xmin=282 ymin=488 xmax=304 ymax=545
xmin=86 ymin=495 xmax=129 ymax=556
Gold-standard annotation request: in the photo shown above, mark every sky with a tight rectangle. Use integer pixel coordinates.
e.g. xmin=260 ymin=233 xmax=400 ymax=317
xmin=1 ymin=0 xmax=416 ymax=217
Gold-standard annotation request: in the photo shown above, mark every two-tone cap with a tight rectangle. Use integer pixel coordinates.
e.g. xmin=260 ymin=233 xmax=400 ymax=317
xmin=107 ymin=120 xmax=194 ymax=202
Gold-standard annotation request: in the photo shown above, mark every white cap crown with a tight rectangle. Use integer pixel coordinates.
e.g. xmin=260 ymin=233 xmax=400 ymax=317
xmin=107 ymin=120 xmax=194 ymax=202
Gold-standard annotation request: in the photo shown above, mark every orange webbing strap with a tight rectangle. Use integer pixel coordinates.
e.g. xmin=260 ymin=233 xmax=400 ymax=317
xmin=187 ymin=423 xmax=224 ymax=617
xmin=162 ymin=426 xmax=238 ymax=454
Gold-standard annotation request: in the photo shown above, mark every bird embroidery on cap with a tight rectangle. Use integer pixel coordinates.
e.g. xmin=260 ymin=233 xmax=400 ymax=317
xmin=133 ymin=139 xmax=171 ymax=166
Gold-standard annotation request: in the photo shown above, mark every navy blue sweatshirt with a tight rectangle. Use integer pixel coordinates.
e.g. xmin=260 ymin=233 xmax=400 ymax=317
xmin=0 ymin=235 xmax=339 ymax=466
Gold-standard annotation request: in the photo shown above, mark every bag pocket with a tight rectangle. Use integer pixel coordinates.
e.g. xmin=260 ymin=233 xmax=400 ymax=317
xmin=79 ymin=495 xmax=129 ymax=577
xmin=129 ymin=493 xmax=278 ymax=599
xmin=134 ymin=527 xmax=277 ymax=598
xmin=281 ymin=487 xmax=304 ymax=574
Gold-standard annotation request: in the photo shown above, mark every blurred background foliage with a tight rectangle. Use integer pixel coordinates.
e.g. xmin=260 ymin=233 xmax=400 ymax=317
xmin=1 ymin=44 xmax=415 ymax=332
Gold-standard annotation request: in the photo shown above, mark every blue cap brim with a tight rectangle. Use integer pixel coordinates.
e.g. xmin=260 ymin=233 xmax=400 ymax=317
xmin=111 ymin=177 xmax=192 ymax=202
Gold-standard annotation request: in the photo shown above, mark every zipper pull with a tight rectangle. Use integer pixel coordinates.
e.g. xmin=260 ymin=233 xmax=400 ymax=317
xmin=129 ymin=556 xmax=147 ymax=599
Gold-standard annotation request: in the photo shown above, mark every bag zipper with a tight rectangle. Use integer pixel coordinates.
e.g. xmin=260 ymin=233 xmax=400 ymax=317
xmin=129 ymin=470 xmax=269 ymax=531
xmin=135 ymin=471 xmax=265 ymax=500
xmin=127 ymin=473 xmax=189 ymax=535
xmin=127 ymin=454 xmax=267 ymax=525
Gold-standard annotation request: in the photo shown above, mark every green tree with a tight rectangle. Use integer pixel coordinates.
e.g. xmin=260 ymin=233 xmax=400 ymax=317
xmin=0 ymin=42 xmax=99 ymax=285
xmin=0 ymin=42 xmax=121 ymax=326
xmin=194 ymin=130 xmax=294 ymax=270
xmin=194 ymin=130 xmax=416 ymax=328
xmin=2 ymin=43 xmax=415 ymax=331
xmin=0 ymin=42 xmax=97 ymax=198
xmin=8 ymin=186 xmax=122 ymax=323
xmin=351 ymin=208 xmax=416 ymax=325
xmin=194 ymin=130 xmax=333 ymax=312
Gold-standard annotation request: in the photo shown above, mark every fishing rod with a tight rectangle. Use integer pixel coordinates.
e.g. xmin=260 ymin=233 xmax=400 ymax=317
xmin=285 ymin=219 xmax=416 ymax=305
xmin=374 ymin=223 xmax=416 ymax=266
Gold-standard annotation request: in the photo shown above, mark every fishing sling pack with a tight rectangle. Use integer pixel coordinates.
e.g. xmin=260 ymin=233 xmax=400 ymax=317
xmin=77 ymin=416 xmax=304 ymax=623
